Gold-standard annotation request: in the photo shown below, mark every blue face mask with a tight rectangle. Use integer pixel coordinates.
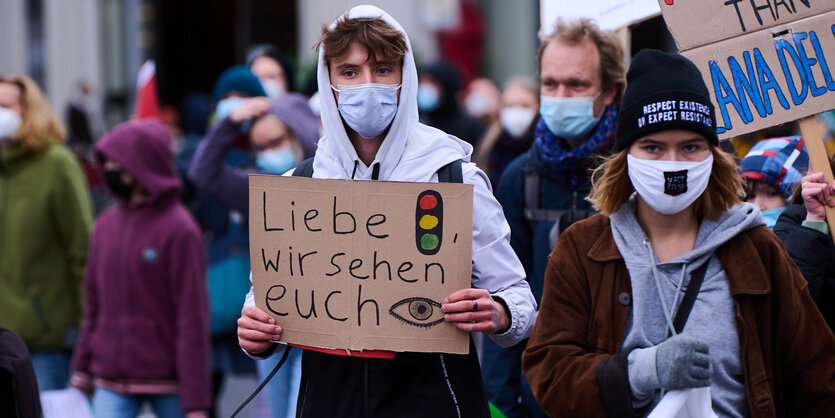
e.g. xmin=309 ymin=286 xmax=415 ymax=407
xmin=416 ymin=84 xmax=440 ymax=112
xmin=761 ymin=207 xmax=786 ymax=229
xmin=539 ymin=92 xmax=602 ymax=140
xmin=256 ymin=147 xmax=298 ymax=175
xmin=215 ymin=97 xmax=246 ymax=120
xmin=332 ymin=83 xmax=400 ymax=139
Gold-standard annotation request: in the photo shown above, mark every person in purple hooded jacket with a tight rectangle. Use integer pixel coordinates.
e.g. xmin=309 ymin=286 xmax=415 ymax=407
xmin=71 ymin=119 xmax=211 ymax=418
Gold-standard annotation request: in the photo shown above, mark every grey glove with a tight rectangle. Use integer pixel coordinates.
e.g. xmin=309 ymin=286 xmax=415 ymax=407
xmin=656 ymin=334 xmax=712 ymax=390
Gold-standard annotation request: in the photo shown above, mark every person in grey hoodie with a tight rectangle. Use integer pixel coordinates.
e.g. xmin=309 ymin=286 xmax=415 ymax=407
xmin=523 ymin=50 xmax=835 ymax=417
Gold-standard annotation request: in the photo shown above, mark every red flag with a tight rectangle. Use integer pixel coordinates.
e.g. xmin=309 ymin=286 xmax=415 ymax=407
xmin=134 ymin=60 xmax=161 ymax=120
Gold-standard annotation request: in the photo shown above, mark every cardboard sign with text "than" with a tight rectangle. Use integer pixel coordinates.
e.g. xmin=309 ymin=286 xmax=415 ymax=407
xmin=658 ymin=1 xmax=835 ymax=139
xmin=248 ymin=175 xmax=473 ymax=354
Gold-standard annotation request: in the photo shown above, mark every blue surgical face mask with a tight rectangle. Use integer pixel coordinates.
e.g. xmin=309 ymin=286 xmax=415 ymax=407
xmin=416 ymin=84 xmax=440 ymax=112
xmin=256 ymin=147 xmax=298 ymax=175
xmin=539 ymin=92 xmax=602 ymax=140
xmin=332 ymin=83 xmax=400 ymax=139
xmin=215 ymin=97 xmax=247 ymax=120
xmin=761 ymin=207 xmax=786 ymax=229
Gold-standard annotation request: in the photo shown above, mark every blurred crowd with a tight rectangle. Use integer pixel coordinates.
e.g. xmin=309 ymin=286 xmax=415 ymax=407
xmin=1 ymin=4 xmax=835 ymax=418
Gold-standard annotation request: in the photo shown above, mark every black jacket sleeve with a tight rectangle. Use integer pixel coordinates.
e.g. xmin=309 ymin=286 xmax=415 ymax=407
xmin=773 ymin=204 xmax=835 ymax=329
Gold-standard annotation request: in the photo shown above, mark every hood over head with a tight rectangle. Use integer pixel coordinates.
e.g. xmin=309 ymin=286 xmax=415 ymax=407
xmin=420 ymin=61 xmax=463 ymax=115
xmin=96 ymin=119 xmax=181 ymax=203
xmin=265 ymin=92 xmax=319 ymax=159
xmin=313 ymin=5 xmax=472 ymax=181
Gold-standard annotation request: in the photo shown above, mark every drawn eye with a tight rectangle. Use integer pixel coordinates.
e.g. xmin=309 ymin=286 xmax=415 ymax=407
xmin=389 ymin=297 xmax=445 ymax=328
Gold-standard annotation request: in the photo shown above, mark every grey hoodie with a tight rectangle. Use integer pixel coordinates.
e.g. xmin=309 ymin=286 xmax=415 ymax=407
xmin=610 ymin=197 xmax=764 ymax=417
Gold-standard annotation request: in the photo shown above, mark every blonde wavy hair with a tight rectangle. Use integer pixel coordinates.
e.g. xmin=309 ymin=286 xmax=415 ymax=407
xmin=1 ymin=73 xmax=66 ymax=153
xmin=588 ymin=144 xmax=743 ymax=221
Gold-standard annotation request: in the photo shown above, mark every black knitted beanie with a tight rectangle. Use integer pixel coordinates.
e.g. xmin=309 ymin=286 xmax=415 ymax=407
xmin=615 ymin=49 xmax=718 ymax=151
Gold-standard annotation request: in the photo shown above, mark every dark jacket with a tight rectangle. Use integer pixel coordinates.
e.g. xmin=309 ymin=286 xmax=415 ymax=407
xmin=72 ymin=120 xmax=211 ymax=412
xmin=486 ymin=143 xmax=596 ymax=418
xmin=297 ymin=340 xmax=490 ymax=418
xmin=0 ymin=328 xmax=41 ymax=418
xmin=773 ymin=204 xmax=835 ymax=330
xmin=523 ymin=214 xmax=835 ymax=418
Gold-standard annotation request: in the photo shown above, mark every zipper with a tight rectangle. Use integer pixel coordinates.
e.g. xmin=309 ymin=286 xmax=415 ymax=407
xmin=439 ymin=354 xmax=461 ymax=418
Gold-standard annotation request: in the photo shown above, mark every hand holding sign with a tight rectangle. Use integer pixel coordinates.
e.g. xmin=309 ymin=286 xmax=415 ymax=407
xmin=801 ymin=172 xmax=835 ymax=222
xmin=237 ymin=305 xmax=281 ymax=355
xmin=442 ymin=288 xmax=510 ymax=334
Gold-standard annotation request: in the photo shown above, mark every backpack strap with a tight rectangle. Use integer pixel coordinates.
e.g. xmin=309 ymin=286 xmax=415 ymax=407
xmin=522 ymin=166 xmax=564 ymax=222
xmin=668 ymin=258 xmax=711 ymax=337
xmin=437 ymin=160 xmax=463 ymax=184
xmin=292 ymin=157 xmax=315 ymax=177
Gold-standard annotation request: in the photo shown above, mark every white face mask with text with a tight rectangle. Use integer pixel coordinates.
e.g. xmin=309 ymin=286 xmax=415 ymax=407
xmin=627 ymin=153 xmax=714 ymax=215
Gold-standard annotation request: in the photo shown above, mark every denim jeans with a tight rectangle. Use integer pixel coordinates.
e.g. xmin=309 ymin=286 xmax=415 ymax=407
xmin=93 ymin=388 xmax=184 ymax=418
xmin=30 ymin=349 xmax=72 ymax=391
xmin=255 ymin=346 xmax=303 ymax=418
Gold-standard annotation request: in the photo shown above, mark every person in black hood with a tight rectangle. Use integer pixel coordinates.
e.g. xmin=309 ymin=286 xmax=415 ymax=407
xmin=417 ymin=61 xmax=485 ymax=147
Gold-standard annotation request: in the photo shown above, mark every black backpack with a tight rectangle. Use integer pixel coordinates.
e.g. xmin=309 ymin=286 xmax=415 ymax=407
xmin=292 ymin=157 xmax=463 ymax=183
xmin=521 ymin=166 xmax=596 ymax=249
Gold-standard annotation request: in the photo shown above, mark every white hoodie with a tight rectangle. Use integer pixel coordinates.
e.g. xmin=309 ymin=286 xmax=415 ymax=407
xmin=307 ymin=5 xmax=536 ymax=347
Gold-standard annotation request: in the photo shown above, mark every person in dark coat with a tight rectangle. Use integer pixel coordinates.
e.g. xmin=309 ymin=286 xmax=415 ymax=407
xmin=486 ymin=18 xmax=625 ymax=418
xmin=0 ymin=328 xmax=41 ymax=418
xmin=417 ymin=61 xmax=485 ymax=147
xmin=774 ymin=152 xmax=835 ymax=330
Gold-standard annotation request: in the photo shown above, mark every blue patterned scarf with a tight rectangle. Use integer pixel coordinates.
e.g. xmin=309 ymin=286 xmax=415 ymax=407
xmin=534 ymin=104 xmax=617 ymax=173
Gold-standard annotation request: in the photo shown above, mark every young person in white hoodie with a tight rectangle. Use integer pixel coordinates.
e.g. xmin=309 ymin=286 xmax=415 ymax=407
xmin=236 ymin=5 xmax=536 ymax=417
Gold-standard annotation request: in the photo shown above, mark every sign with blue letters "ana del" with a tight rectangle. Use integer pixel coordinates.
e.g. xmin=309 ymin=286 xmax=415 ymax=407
xmin=658 ymin=1 xmax=835 ymax=139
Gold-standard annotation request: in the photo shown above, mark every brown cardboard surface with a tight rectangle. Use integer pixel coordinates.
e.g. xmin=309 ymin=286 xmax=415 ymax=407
xmin=680 ymin=11 xmax=835 ymax=139
xmin=658 ymin=0 xmax=833 ymax=51
xmin=799 ymin=117 xmax=835 ymax=241
xmin=248 ymin=175 xmax=473 ymax=354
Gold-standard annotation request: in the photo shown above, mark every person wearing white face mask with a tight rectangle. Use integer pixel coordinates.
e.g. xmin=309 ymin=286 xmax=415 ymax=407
xmin=487 ymin=18 xmax=626 ymax=418
xmin=0 ymin=73 xmax=93 ymax=392
xmin=247 ymin=45 xmax=296 ymax=99
xmin=523 ymin=49 xmax=835 ymax=417
xmin=416 ymin=62 xmax=486 ymax=147
xmin=473 ymin=75 xmax=539 ymax=188
xmin=235 ymin=6 xmax=536 ymax=417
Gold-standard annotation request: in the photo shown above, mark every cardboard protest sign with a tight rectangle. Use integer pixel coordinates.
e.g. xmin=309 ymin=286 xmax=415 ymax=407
xmin=658 ymin=1 xmax=835 ymax=139
xmin=541 ymin=0 xmax=660 ymax=33
xmin=248 ymin=175 xmax=473 ymax=354
xmin=660 ymin=0 xmax=826 ymax=51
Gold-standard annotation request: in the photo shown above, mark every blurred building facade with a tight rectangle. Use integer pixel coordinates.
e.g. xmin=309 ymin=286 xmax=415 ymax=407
xmin=0 ymin=0 xmax=670 ymax=133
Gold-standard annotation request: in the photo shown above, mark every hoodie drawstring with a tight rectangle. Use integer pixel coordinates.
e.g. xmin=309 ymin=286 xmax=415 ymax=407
xmin=644 ymin=239 xmax=688 ymax=337
xmin=371 ymin=163 xmax=380 ymax=180
xmin=350 ymin=161 xmax=381 ymax=180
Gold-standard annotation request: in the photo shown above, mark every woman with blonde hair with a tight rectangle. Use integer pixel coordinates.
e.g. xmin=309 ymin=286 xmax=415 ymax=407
xmin=0 ymin=73 xmax=93 ymax=390
xmin=522 ymin=50 xmax=835 ymax=417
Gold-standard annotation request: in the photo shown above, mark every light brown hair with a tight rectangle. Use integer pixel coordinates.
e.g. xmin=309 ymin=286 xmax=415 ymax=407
xmin=538 ymin=18 xmax=626 ymax=103
xmin=318 ymin=17 xmax=407 ymax=65
xmin=1 ymin=73 xmax=66 ymax=153
xmin=588 ymin=145 xmax=743 ymax=220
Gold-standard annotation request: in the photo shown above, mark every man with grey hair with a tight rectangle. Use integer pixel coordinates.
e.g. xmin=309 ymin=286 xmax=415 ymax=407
xmin=488 ymin=18 xmax=626 ymax=418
